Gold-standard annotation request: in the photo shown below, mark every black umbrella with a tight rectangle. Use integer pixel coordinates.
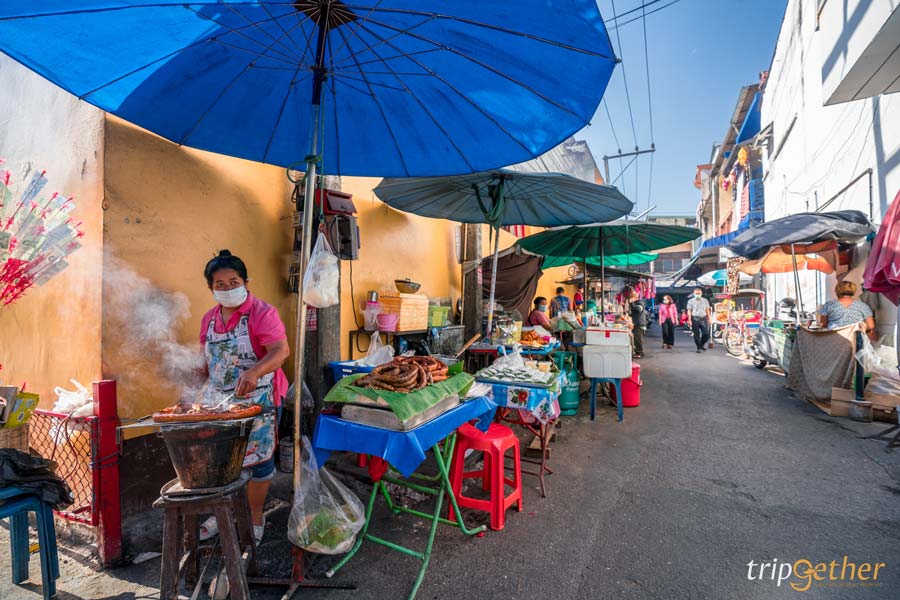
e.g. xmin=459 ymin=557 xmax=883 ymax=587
xmin=726 ymin=210 xmax=873 ymax=260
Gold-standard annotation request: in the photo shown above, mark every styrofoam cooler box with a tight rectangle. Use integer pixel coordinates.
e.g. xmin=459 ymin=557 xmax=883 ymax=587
xmin=583 ymin=344 xmax=632 ymax=378
xmin=586 ymin=327 xmax=631 ymax=346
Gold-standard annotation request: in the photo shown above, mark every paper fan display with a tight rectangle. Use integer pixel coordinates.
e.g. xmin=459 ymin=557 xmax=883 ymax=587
xmin=0 ymin=161 xmax=83 ymax=307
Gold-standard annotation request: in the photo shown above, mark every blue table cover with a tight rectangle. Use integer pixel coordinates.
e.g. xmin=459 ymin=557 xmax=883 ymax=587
xmin=313 ymin=396 xmax=497 ymax=477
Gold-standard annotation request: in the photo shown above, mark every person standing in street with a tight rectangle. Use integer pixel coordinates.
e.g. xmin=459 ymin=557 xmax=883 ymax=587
xmin=627 ymin=287 xmax=649 ymax=358
xmin=687 ymin=287 xmax=712 ymax=353
xmin=658 ymin=295 xmax=678 ymax=349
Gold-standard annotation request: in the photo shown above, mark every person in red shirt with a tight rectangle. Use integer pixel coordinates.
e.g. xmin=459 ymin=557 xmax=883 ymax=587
xmin=197 ymin=250 xmax=290 ymax=545
xmin=527 ymin=296 xmax=552 ymax=328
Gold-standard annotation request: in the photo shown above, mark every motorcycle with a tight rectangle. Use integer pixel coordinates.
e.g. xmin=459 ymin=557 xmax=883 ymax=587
xmin=747 ymin=298 xmax=815 ymax=370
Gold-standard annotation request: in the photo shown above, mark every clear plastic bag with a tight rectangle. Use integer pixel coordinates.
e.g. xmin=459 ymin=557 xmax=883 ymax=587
xmin=362 ymin=332 xmax=394 ymax=366
xmin=287 ymin=437 xmax=365 ymax=554
xmin=302 ymin=234 xmax=340 ymax=308
xmin=492 ymin=344 xmax=525 ymax=370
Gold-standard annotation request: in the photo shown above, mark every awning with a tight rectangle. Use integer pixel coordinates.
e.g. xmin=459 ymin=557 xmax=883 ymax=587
xmin=736 ymin=92 xmax=761 ymax=144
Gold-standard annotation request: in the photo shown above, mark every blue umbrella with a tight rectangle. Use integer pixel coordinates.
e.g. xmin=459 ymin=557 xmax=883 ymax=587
xmin=375 ymin=170 xmax=632 ymax=332
xmin=697 ymin=269 xmax=751 ymax=287
xmin=0 ymin=1 xmax=618 ymax=548
xmin=0 ymin=1 xmax=616 ymax=177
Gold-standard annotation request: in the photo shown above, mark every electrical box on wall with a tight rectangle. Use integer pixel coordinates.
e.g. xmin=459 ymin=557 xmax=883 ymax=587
xmin=324 ymin=214 xmax=360 ymax=260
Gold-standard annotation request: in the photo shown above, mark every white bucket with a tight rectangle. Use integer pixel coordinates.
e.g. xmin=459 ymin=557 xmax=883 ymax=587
xmin=278 ymin=437 xmax=294 ymax=473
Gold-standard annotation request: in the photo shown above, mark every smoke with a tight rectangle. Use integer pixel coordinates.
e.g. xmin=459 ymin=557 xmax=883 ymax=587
xmin=102 ymin=250 xmax=205 ymax=409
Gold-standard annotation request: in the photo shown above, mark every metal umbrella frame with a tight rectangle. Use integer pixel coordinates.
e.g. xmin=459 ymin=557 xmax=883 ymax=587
xmin=518 ymin=221 xmax=702 ymax=313
xmin=375 ymin=171 xmax=633 ymax=334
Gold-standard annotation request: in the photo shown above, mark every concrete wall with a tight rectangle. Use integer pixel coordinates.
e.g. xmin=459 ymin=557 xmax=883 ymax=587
xmin=102 ymin=117 xmax=295 ymax=420
xmin=0 ymin=55 xmax=105 ymax=405
xmin=761 ymin=0 xmax=900 ymax=333
xmin=819 ymin=0 xmax=899 ymax=102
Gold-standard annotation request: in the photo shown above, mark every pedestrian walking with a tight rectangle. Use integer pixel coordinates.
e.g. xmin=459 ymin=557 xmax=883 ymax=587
xmin=687 ymin=287 xmax=712 ymax=352
xmin=627 ymin=287 xmax=649 ymax=358
xmin=658 ymin=295 xmax=678 ymax=349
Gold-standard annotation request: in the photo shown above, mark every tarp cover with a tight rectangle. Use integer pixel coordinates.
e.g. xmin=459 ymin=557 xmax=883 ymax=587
xmin=726 ymin=210 xmax=873 ymax=260
xmin=786 ymin=324 xmax=860 ymax=403
xmin=480 ymin=251 xmax=543 ymax=318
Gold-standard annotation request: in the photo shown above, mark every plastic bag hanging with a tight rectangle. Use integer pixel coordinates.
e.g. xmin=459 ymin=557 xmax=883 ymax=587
xmin=302 ymin=233 xmax=340 ymax=308
xmin=287 ymin=436 xmax=365 ymax=554
xmin=363 ymin=332 xmax=394 ymax=366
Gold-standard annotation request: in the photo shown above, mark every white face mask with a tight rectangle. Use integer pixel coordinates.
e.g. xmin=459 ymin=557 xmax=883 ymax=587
xmin=214 ymin=285 xmax=248 ymax=308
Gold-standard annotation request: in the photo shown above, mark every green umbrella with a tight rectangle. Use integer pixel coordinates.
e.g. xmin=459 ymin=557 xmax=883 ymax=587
xmin=540 ymin=252 xmax=658 ymax=269
xmin=518 ymin=221 xmax=700 ymax=312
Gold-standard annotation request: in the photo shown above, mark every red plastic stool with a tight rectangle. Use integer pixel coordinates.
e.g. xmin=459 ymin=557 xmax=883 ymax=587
xmin=448 ymin=422 xmax=523 ymax=531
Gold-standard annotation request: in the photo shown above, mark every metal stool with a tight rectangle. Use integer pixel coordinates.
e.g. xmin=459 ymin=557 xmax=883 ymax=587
xmin=153 ymin=473 xmax=257 ymax=600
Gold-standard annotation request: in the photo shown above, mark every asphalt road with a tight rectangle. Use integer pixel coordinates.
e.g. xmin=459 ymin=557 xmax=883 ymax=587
xmin=3 ymin=326 xmax=899 ymax=599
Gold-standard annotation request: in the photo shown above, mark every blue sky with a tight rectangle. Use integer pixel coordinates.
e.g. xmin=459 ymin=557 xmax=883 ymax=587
xmin=579 ymin=0 xmax=788 ymax=216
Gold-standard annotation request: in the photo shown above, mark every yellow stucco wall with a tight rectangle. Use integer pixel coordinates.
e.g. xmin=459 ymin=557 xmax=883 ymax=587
xmin=337 ymin=179 xmax=521 ymax=359
xmin=102 ymin=117 xmax=295 ymax=420
xmin=0 ymin=56 xmax=105 ymax=407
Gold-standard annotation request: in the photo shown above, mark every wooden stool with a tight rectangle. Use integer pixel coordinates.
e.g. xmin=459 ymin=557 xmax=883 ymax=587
xmin=153 ymin=473 xmax=257 ymax=600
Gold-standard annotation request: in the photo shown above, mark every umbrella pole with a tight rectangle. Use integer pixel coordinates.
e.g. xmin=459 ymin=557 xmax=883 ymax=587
xmin=486 ymin=224 xmax=501 ymax=337
xmin=292 ymin=16 xmax=329 ymax=504
xmin=600 ymin=229 xmax=606 ymax=317
xmin=790 ymin=243 xmax=802 ymax=323
xmin=484 ymin=180 xmax=506 ymax=339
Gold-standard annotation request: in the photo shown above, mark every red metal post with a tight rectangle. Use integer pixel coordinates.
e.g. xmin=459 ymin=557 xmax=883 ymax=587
xmin=94 ymin=380 xmax=123 ymax=566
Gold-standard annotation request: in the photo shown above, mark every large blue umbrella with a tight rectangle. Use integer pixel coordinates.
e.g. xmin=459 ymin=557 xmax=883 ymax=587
xmin=0 ymin=1 xmax=616 ymax=177
xmin=375 ymin=170 xmax=632 ymax=332
xmin=0 ymin=1 xmax=618 ymax=550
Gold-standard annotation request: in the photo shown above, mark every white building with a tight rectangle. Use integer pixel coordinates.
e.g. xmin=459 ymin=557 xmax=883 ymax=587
xmin=759 ymin=0 xmax=900 ymax=334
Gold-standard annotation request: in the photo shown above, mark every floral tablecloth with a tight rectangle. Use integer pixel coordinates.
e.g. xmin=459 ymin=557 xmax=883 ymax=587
xmin=481 ymin=372 xmax=564 ymax=424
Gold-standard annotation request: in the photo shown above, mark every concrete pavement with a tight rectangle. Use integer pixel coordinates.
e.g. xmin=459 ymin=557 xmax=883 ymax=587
xmin=3 ymin=326 xmax=899 ymax=599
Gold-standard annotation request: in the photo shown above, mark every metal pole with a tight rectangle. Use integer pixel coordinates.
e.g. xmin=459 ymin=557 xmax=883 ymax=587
xmin=485 ymin=180 xmax=506 ymax=338
xmin=603 ymin=156 xmax=610 ymax=185
xmin=600 ymin=228 xmax=606 ymax=317
xmin=485 ymin=224 xmax=501 ymax=337
xmin=293 ymin=13 xmax=329 ymax=496
xmin=790 ymin=243 xmax=802 ymax=324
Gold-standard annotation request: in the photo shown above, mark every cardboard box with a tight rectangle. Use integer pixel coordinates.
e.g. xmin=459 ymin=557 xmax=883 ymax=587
xmin=829 ymin=387 xmax=897 ymax=422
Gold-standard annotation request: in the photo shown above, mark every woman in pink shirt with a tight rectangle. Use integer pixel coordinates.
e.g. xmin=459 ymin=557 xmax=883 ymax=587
xmin=197 ymin=250 xmax=290 ymax=544
xmin=658 ymin=295 xmax=678 ymax=349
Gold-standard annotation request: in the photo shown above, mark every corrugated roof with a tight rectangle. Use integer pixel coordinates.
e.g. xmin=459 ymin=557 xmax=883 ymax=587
xmin=508 ymin=137 xmax=603 ymax=184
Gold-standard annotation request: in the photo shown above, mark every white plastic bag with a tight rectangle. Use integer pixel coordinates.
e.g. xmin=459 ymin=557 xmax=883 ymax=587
xmin=492 ymin=344 xmax=525 ymax=370
xmin=50 ymin=380 xmax=93 ymax=445
xmin=287 ymin=437 xmax=365 ymax=554
xmin=362 ymin=332 xmax=394 ymax=366
xmin=302 ymin=235 xmax=340 ymax=308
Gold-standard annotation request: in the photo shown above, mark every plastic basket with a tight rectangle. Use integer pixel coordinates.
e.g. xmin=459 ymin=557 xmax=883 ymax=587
xmin=428 ymin=306 xmax=450 ymax=327
xmin=328 ymin=360 xmax=376 ymax=386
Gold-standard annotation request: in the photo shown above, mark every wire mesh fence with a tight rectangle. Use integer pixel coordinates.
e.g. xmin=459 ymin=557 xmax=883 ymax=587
xmin=29 ymin=409 xmax=99 ymax=525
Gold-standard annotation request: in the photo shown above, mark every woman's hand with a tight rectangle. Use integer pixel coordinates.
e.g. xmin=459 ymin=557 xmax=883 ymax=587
xmin=235 ymin=369 xmax=260 ymax=398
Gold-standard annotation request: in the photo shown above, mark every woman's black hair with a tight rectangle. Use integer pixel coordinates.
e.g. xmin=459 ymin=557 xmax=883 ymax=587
xmin=204 ymin=250 xmax=248 ymax=286
xmin=534 ymin=296 xmax=547 ymax=307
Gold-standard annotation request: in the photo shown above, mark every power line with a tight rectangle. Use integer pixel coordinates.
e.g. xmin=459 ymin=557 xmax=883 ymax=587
xmin=605 ymin=0 xmax=668 ymax=23
xmin=602 ymin=98 xmax=622 ymax=153
xmin=609 ymin=0 xmax=639 ymax=149
xmin=608 ymin=0 xmax=683 ymax=31
xmin=641 ymin=0 xmax=656 ymax=208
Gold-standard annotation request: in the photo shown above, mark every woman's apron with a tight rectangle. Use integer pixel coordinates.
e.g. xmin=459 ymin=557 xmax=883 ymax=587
xmin=204 ymin=313 xmax=275 ymax=467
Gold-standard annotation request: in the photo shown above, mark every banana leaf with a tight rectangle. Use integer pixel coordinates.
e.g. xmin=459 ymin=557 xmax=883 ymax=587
xmin=324 ymin=372 xmax=475 ymax=423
